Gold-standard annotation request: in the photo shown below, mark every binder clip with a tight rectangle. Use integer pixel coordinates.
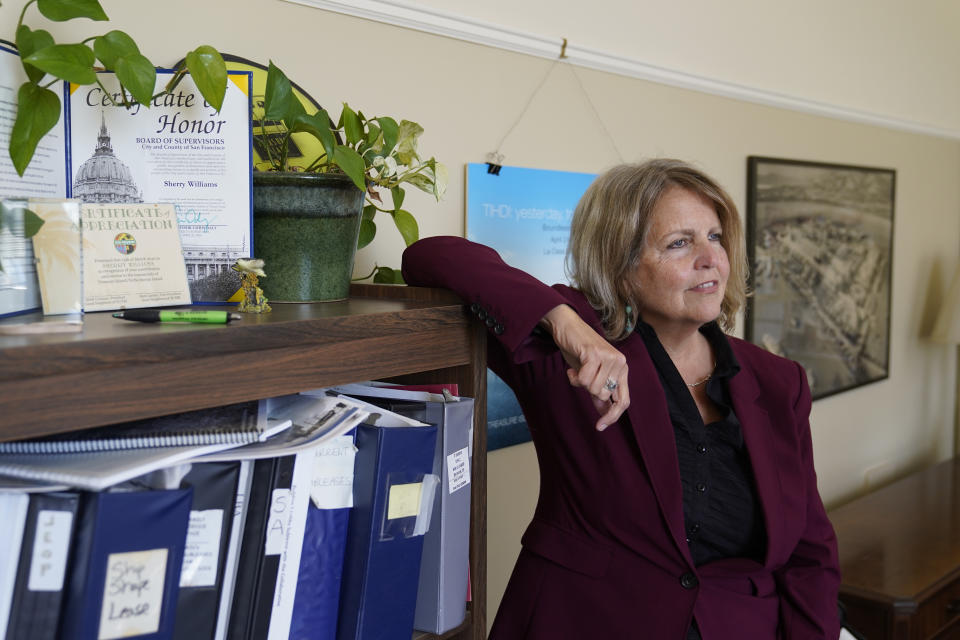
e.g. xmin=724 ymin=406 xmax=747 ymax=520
xmin=485 ymin=152 xmax=504 ymax=176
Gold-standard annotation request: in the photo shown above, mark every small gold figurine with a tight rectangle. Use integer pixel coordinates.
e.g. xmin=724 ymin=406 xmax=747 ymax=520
xmin=232 ymin=258 xmax=272 ymax=313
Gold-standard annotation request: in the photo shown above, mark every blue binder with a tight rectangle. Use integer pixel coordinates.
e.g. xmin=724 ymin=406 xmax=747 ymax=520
xmin=342 ymin=394 xmax=474 ymax=634
xmin=59 ymin=488 xmax=194 ymax=640
xmin=289 ymin=430 xmax=357 ymax=640
xmin=335 ymin=421 xmax=438 ymax=640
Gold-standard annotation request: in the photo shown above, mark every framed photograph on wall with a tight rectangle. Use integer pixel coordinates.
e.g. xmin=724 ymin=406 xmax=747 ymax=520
xmin=745 ymin=156 xmax=896 ymax=400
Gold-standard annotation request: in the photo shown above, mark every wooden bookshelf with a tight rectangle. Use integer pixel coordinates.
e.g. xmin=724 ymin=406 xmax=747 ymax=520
xmin=0 ymin=283 xmax=488 ymax=640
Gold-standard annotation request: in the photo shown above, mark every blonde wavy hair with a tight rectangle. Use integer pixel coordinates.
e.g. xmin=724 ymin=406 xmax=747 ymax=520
xmin=566 ymin=159 xmax=748 ymax=340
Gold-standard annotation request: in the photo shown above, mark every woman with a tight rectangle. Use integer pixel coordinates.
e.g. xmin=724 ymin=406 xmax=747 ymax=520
xmin=402 ymin=159 xmax=840 ymax=639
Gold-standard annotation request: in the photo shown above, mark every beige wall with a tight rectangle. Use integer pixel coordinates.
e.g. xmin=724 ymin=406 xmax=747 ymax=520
xmin=4 ymin=0 xmax=958 ymax=630
xmin=402 ymin=0 xmax=960 ymax=134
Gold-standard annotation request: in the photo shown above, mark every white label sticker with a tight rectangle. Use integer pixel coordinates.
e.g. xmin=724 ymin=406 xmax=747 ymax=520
xmin=264 ymin=488 xmax=292 ymax=556
xmin=310 ymin=436 xmax=356 ymax=509
xmin=446 ymin=447 xmax=471 ymax=494
xmin=98 ymin=549 xmax=167 ymax=640
xmin=27 ymin=510 xmax=73 ymax=592
xmin=179 ymin=509 xmax=224 ymax=588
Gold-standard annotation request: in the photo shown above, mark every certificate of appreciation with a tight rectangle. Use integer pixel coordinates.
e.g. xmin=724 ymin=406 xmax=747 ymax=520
xmin=80 ymin=203 xmax=191 ymax=312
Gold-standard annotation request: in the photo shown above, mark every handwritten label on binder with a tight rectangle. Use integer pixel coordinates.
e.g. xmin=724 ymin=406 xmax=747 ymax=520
xmin=387 ymin=482 xmax=423 ymax=520
xmin=265 ymin=488 xmax=291 ymax=556
xmin=27 ymin=509 xmax=73 ymax=592
xmin=179 ymin=509 xmax=224 ymax=588
xmin=446 ymin=447 xmax=470 ymax=494
xmin=98 ymin=548 xmax=167 ymax=640
xmin=310 ymin=435 xmax=356 ymax=509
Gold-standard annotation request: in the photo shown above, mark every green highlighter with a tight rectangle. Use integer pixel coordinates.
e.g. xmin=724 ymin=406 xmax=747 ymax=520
xmin=112 ymin=309 xmax=242 ymax=324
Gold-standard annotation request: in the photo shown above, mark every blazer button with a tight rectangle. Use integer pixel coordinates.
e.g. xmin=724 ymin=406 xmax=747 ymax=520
xmin=478 ymin=309 xmax=488 ymax=320
xmin=485 ymin=317 xmax=496 ymax=328
xmin=494 ymin=323 xmax=505 ymax=335
xmin=680 ymin=572 xmax=699 ymax=589
xmin=469 ymin=303 xmax=480 ymax=313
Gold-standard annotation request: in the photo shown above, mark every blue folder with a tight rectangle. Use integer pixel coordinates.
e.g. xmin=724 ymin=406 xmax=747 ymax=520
xmin=289 ymin=430 xmax=357 ymax=640
xmin=59 ymin=488 xmax=194 ymax=640
xmin=335 ymin=421 xmax=438 ymax=640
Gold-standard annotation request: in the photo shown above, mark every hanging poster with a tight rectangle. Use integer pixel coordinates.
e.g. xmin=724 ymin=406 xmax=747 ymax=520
xmin=466 ymin=163 xmax=596 ymax=450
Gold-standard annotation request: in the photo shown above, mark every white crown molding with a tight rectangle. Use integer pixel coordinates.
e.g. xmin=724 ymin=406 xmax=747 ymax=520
xmin=284 ymin=0 xmax=960 ymax=140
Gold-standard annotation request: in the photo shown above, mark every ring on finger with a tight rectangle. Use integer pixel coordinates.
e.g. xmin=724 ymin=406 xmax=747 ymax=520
xmin=604 ymin=378 xmax=618 ymax=392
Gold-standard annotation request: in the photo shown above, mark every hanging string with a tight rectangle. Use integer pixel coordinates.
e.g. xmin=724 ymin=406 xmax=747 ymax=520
xmin=486 ymin=37 xmax=624 ymax=172
xmin=566 ymin=62 xmax=625 ymax=163
xmin=486 ymin=40 xmax=565 ymax=173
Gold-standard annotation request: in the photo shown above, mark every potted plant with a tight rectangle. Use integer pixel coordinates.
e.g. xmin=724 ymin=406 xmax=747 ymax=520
xmin=5 ymin=0 xmax=228 ymax=177
xmin=251 ymin=61 xmax=446 ymax=301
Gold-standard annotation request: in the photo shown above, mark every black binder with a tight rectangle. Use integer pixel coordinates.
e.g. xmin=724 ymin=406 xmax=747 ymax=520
xmin=5 ymin=491 xmax=80 ymax=640
xmin=173 ymin=461 xmax=243 ymax=640
xmin=226 ymin=455 xmax=295 ymax=640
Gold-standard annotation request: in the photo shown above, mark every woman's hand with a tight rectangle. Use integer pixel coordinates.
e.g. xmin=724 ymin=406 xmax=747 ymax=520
xmin=540 ymin=305 xmax=630 ymax=431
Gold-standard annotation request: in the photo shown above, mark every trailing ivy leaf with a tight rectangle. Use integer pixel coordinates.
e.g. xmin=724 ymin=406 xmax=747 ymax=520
xmin=373 ymin=266 xmax=405 ymax=284
xmin=372 ymin=266 xmax=394 ymax=283
xmin=93 ymin=30 xmax=139 ymax=69
xmin=37 ymin=0 xmax=108 ymax=22
xmin=15 ymin=26 xmax=54 ymax=84
xmin=114 ymin=53 xmax=156 ymax=106
xmin=364 ymin=123 xmax=380 ymax=148
xmin=282 ymin=98 xmax=308 ymax=128
xmin=10 ymin=82 xmax=61 ymax=176
xmin=340 ymin=104 xmax=362 ymax=146
xmin=390 ymin=186 xmax=405 ymax=212
xmin=362 ymin=204 xmax=376 ymax=221
xmin=288 ymin=111 xmax=335 ymax=161
xmin=263 ymin=61 xmax=292 ymax=121
xmin=392 ymin=209 xmax=419 ymax=246
xmin=429 ymin=161 xmax=448 ymax=199
xmin=358 ymin=218 xmax=376 ymax=249
xmin=24 ymin=43 xmax=97 ymax=84
xmin=406 ymin=170 xmax=436 ymax=197
xmin=333 ymin=147 xmax=367 ymax=192
xmin=377 ymin=117 xmax=399 ymax=155
xmin=185 ymin=46 xmax=226 ymax=112
xmin=395 ymin=119 xmax=424 ymax=165
xmin=23 ymin=208 xmax=45 ymax=237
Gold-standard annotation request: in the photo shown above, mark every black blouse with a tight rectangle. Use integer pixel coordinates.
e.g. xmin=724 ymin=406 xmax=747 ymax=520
xmin=635 ymin=319 xmax=766 ymax=564
xmin=635 ymin=320 xmax=766 ymax=639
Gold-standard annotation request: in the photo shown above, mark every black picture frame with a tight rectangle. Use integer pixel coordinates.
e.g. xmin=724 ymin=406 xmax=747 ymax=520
xmin=745 ymin=156 xmax=896 ymax=400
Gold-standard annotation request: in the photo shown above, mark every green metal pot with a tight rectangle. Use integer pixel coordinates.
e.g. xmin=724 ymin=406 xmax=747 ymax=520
xmin=253 ymin=172 xmax=364 ymax=302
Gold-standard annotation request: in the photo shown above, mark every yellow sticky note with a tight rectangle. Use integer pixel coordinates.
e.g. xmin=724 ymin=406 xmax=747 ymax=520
xmin=387 ymin=482 xmax=422 ymax=520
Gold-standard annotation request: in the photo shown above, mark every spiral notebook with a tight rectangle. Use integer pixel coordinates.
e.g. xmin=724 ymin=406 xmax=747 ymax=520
xmin=0 ymin=400 xmax=287 ymax=454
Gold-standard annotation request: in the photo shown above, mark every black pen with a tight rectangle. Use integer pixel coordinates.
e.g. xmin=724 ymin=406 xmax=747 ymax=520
xmin=112 ymin=310 xmax=242 ymax=324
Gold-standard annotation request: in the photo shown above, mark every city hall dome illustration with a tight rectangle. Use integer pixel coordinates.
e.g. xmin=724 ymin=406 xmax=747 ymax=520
xmin=73 ymin=114 xmax=143 ymax=203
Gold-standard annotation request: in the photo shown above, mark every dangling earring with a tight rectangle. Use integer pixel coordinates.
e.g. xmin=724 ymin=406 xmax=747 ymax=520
xmin=624 ymin=304 xmax=634 ymax=333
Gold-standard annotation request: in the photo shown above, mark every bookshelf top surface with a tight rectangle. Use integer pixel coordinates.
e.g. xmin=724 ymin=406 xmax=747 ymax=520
xmin=0 ymin=286 xmax=467 ymax=381
xmin=0 ymin=285 xmax=478 ymax=439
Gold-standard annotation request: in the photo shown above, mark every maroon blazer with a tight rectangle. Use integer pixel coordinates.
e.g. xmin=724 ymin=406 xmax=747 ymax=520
xmin=403 ymin=237 xmax=840 ymax=640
